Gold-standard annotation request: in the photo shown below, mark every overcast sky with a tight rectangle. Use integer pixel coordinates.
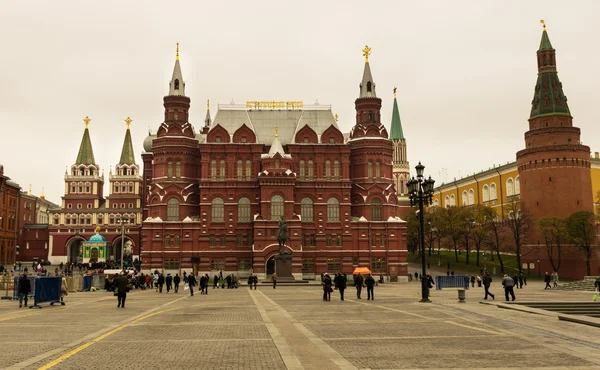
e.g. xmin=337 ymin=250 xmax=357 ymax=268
xmin=1 ymin=1 xmax=598 ymax=204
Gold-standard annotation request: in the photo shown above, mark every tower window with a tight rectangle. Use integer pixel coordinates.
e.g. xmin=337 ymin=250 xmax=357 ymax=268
xmin=174 ymin=79 xmax=180 ymax=90
xmin=368 ymin=111 xmax=374 ymax=122
xmin=367 ymin=81 xmax=372 ymax=92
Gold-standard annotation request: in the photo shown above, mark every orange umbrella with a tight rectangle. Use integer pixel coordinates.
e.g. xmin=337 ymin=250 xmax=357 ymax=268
xmin=353 ymin=267 xmax=372 ymax=275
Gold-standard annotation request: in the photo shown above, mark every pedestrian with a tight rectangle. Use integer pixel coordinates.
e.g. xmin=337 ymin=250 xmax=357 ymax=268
xmin=226 ymin=274 xmax=232 ymax=289
xmin=446 ymin=270 xmax=450 ymax=276
xmin=187 ymin=273 xmax=196 ymax=296
xmin=158 ymin=273 xmax=165 ymax=293
xmin=502 ymin=274 xmax=516 ymax=301
xmin=322 ymin=273 xmax=332 ymax=301
xmin=18 ymin=273 xmax=31 ymax=308
xmin=204 ymin=274 xmax=209 ymax=294
xmin=451 ymin=271 xmax=455 ymax=276
xmin=60 ymin=276 xmax=68 ymax=304
xmin=183 ymin=271 xmax=188 ymax=284
xmin=355 ymin=273 xmax=364 ymax=299
xmin=253 ymin=274 xmax=258 ymax=290
xmin=247 ymin=275 xmax=253 ymax=290
xmin=116 ymin=272 xmax=128 ymax=308
xmin=553 ymin=271 xmax=559 ymax=288
xmin=512 ymin=274 xmax=519 ymax=289
xmin=482 ymin=271 xmax=495 ymax=300
xmin=153 ymin=273 xmax=159 ymax=291
xmin=174 ymin=273 xmax=180 ymax=293
xmin=365 ymin=274 xmax=375 ymax=300
xmin=518 ymin=273 xmax=524 ymax=289
xmin=166 ymin=273 xmax=173 ymax=293
xmin=199 ymin=274 xmax=206 ymax=294
xmin=271 ymin=273 xmax=277 ymax=289
xmin=470 ymin=275 xmax=476 ymax=288
xmin=414 ymin=271 xmax=418 ymax=280
xmin=213 ymin=275 xmax=219 ymax=289
xmin=544 ymin=272 xmax=552 ymax=289
xmin=337 ymin=273 xmax=347 ymax=301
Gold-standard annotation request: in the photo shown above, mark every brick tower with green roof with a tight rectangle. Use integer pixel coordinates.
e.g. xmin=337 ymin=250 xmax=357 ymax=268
xmin=517 ymin=22 xmax=593 ymax=240
xmin=390 ymin=88 xmax=410 ymax=197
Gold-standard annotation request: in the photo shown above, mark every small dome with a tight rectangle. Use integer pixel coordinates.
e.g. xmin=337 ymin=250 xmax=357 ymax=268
xmin=143 ymin=134 xmax=157 ymax=152
xmin=88 ymin=233 xmax=106 ymax=242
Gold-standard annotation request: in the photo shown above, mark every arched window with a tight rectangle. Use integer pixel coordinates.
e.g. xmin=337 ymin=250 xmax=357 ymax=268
xmin=299 ymin=160 xmax=305 ymax=180
xmin=128 ymin=183 xmax=134 ymax=193
xmin=245 ymin=160 xmax=252 ymax=179
xmin=237 ymin=160 xmax=243 ymax=181
xmin=433 ymin=199 xmax=439 ymax=207
xmin=301 ymin=198 xmax=313 ymax=222
xmin=515 ymin=176 xmax=520 ymax=194
xmin=78 ymin=183 xmax=83 ymax=193
xmin=445 ymin=196 xmax=450 ymax=208
xmin=468 ymin=189 xmax=474 ymax=205
xmin=85 ymin=183 xmax=91 ymax=193
xmin=167 ymin=161 xmax=173 ymax=178
xmin=174 ymin=79 xmax=180 ymax=90
xmin=211 ymin=197 xmax=224 ymax=222
xmin=219 ymin=160 xmax=226 ymax=180
xmin=238 ymin=197 xmax=250 ymax=222
xmin=307 ymin=160 xmax=314 ymax=180
xmin=371 ymin=198 xmax=383 ymax=221
xmin=121 ymin=184 xmax=127 ymax=193
xmin=482 ymin=185 xmax=489 ymax=202
xmin=71 ymin=184 xmax=76 ymax=193
xmin=167 ymin=198 xmax=179 ymax=221
xmin=275 ymin=158 xmax=280 ymax=169
xmin=325 ymin=160 xmax=331 ymax=180
xmin=211 ymin=160 xmax=217 ymax=181
xmin=450 ymin=194 xmax=455 ymax=206
xmin=462 ymin=191 xmax=468 ymax=206
xmin=176 ymin=161 xmax=181 ymax=179
xmin=506 ymin=178 xmax=514 ymax=197
xmin=368 ymin=161 xmax=373 ymax=179
xmin=327 ymin=198 xmax=340 ymax=222
xmin=375 ymin=161 xmax=381 ymax=180
xmin=367 ymin=81 xmax=372 ymax=92
xmin=333 ymin=160 xmax=340 ymax=180
xmin=271 ymin=195 xmax=284 ymax=220
xmin=490 ymin=183 xmax=497 ymax=200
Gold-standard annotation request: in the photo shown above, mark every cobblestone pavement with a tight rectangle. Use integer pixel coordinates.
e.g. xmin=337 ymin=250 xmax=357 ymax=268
xmin=0 ymin=280 xmax=598 ymax=370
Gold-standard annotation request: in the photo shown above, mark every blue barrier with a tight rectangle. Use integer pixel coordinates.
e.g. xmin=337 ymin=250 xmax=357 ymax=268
xmin=435 ymin=275 xmax=470 ymax=290
xmin=13 ymin=276 xmax=36 ymax=300
xmin=30 ymin=277 xmax=64 ymax=309
xmin=83 ymin=275 xmax=93 ymax=291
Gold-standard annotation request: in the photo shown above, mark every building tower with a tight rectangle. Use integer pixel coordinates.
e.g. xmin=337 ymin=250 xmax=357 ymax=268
xmin=349 ymin=46 xmax=397 ymax=221
xmin=390 ymin=88 xmax=409 ymax=196
xmin=517 ymin=22 xmax=593 ymax=233
xmin=146 ymin=43 xmax=200 ymax=221
xmin=106 ymin=117 xmax=143 ymax=261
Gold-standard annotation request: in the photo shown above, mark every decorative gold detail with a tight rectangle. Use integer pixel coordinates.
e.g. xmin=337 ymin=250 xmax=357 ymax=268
xmin=335 ymin=114 xmax=339 ymax=121
xmin=275 ymin=127 xmax=279 ymax=137
xmin=95 ymin=225 xmax=101 ymax=233
xmin=176 ymin=42 xmax=179 ymax=60
xmin=362 ymin=45 xmax=371 ymax=63
xmin=28 ymin=184 xmax=32 ymax=195
xmin=393 ymin=87 xmax=397 ymax=98
xmin=125 ymin=116 xmax=132 ymax=129
xmin=207 ymin=99 xmax=210 ymax=111
xmin=83 ymin=116 xmax=91 ymax=128
xmin=245 ymin=101 xmax=304 ymax=109
xmin=40 ymin=187 xmax=45 ymax=199
xmin=540 ymin=19 xmax=546 ymax=30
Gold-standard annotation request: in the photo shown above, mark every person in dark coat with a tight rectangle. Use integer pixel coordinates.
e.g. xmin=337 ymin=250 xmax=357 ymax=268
xmin=482 ymin=272 xmax=495 ymax=300
xmin=116 ymin=272 xmax=129 ymax=308
xmin=252 ymin=274 xmax=258 ymax=290
xmin=544 ymin=272 xmax=552 ymax=289
xmin=365 ymin=274 xmax=375 ymax=300
xmin=187 ymin=273 xmax=196 ymax=296
xmin=337 ymin=273 xmax=347 ymax=301
xmin=355 ymin=273 xmax=364 ymax=299
xmin=166 ymin=274 xmax=173 ymax=293
xmin=226 ymin=274 xmax=232 ymax=289
xmin=247 ymin=275 xmax=253 ymax=289
xmin=158 ymin=273 xmax=165 ymax=293
xmin=470 ymin=275 xmax=476 ymax=288
xmin=18 ymin=273 xmax=31 ymax=308
xmin=204 ymin=274 xmax=209 ymax=294
xmin=322 ymin=274 xmax=332 ymax=301
xmin=213 ymin=275 xmax=219 ymax=289
xmin=173 ymin=274 xmax=180 ymax=293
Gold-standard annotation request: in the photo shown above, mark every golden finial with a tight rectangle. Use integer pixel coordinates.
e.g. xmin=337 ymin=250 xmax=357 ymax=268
xmin=176 ymin=42 xmax=179 ymax=60
xmin=28 ymin=184 xmax=32 ymax=195
xmin=393 ymin=87 xmax=397 ymax=98
xmin=95 ymin=225 xmax=101 ymax=233
xmin=40 ymin=187 xmax=45 ymax=199
xmin=207 ymin=99 xmax=210 ymax=111
xmin=275 ymin=127 xmax=279 ymax=137
xmin=335 ymin=114 xmax=339 ymax=122
xmin=125 ymin=116 xmax=132 ymax=129
xmin=83 ymin=116 xmax=91 ymax=128
xmin=540 ymin=19 xmax=546 ymax=30
xmin=362 ymin=45 xmax=372 ymax=63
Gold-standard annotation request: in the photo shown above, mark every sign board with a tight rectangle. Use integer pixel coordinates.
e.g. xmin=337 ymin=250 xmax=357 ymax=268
xmin=522 ymin=263 xmax=528 ymax=269
xmin=529 ymin=263 xmax=535 ymax=269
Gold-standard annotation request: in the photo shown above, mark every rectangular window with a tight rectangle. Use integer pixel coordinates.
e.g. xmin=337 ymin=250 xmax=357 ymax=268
xmin=310 ymin=234 xmax=317 ymax=247
xmin=247 ymin=234 xmax=253 ymax=247
xmin=301 ymin=201 xmax=313 ymax=222
xmin=371 ymin=257 xmax=386 ymax=274
xmin=176 ymin=161 xmax=181 ymax=179
xmin=336 ymin=234 xmax=342 ymax=247
xmin=174 ymin=235 xmax=180 ymax=248
xmin=299 ymin=160 xmax=305 ymax=180
xmin=325 ymin=160 xmax=331 ymax=180
xmin=368 ymin=161 xmax=373 ymax=179
xmin=327 ymin=258 xmax=342 ymax=273
xmin=302 ymin=258 xmax=316 ymax=273
xmin=326 ymin=234 xmax=332 ymax=247
xmin=245 ymin=160 xmax=252 ymax=180
xmin=270 ymin=229 xmax=277 ymax=238
xmin=307 ymin=160 xmax=314 ymax=180
xmin=380 ymin=234 xmax=386 ymax=247
xmin=371 ymin=234 xmax=377 ymax=247
xmin=375 ymin=161 xmax=381 ymax=180
xmin=164 ymin=235 xmax=171 ymax=248
xmin=334 ymin=160 xmax=340 ymax=180
xmin=220 ymin=234 xmax=226 ymax=247
xmin=237 ymin=160 xmax=243 ymax=181
xmin=237 ymin=259 xmax=251 ymax=271
xmin=167 ymin=161 xmax=173 ymax=178
xmin=209 ymin=234 xmax=215 ymax=247
xmin=210 ymin=259 xmax=225 ymax=271
xmin=164 ymin=259 xmax=180 ymax=270
xmin=211 ymin=160 xmax=217 ymax=181
xmin=302 ymin=234 xmax=306 ymax=246
xmin=219 ymin=160 xmax=226 ymax=180
xmin=236 ymin=234 xmax=243 ymax=247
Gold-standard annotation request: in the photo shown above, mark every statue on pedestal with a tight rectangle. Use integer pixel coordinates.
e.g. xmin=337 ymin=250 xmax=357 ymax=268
xmin=277 ymin=216 xmax=290 ymax=254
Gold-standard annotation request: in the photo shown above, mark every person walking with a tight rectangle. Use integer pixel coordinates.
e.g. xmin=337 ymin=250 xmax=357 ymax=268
xmin=213 ymin=275 xmax=219 ymax=289
xmin=365 ymin=274 xmax=375 ymax=300
xmin=60 ymin=276 xmax=68 ymax=304
xmin=18 ymin=273 xmax=31 ymax=308
xmin=253 ymin=274 xmax=258 ymax=290
xmin=337 ymin=273 xmax=347 ymax=301
xmin=247 ymin=275 xmax=253 ymax=290
xmin=544 ymin=272 xmax=552 ymax=290
xmin=518 ymin=273 xmax=524 ymax=289
xmin=158 ymin=273 xmax=165 ymax=293
xmin=355 ymin=273 xmax=364 ymax=299
xmin=187 ymin=273 xmax=196 ymax=296
xmin=204 ymin=274 xmax=209 ymax=294
xmin=502 ymin=274 xmax=516 ymax=301
xmin=553 ymin=271 xmax=559 ymax=288
xmin=470 ymin=275 xmax=476 ymax=288
xmin=153 ymin=273 xmax=159 ymax=292
xmin=173 ymin=273 xmax=180 ymax=293
xmin=271 ymin=273 xmax=277 ymax=289
xmin=166 ymin=274 xmax=173 ymax=293
xmin=482 ymin=272 xmax=495 ymax=300
xmin=322 ymin=273 xmax=332 ymax=301
xmin=199 ymin=274 xmax=206 ymax=294
xmin=116 ymin=272 xmax=128 ymax=308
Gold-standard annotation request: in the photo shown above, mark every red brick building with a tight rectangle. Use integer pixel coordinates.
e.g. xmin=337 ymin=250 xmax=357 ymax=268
xmin=47 ymin=118 xmax=142 ymax=265
xmin=0 ymin=165 xmax=20 ymax=266
xmin=141 ymin=47 xmax=410 ymax=279
xmin=16 ymin=190 xmax=59 ymax=263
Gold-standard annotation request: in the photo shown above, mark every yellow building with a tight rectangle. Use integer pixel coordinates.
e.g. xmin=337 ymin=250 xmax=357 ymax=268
xmin=432 ymin=153 xmax=600 ymax=219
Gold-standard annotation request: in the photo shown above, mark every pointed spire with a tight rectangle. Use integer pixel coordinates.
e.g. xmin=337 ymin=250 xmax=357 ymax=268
xmin=76 ymin=116 xmax=96 ymax=165
xmin=359 ymin=45 xmax=376 ymax=98
xmin=168 ymin=43 xmax=185 ymax=96
xmin=268 ymin=128 xmax=285 ymax=157
xmin=538 ymin=20 xmax=553 ymax=51
xmin=390 ymin=88 xmax=404 ymax=140
xmin=119 ymin=117 xmax=136 ymax=165
xmin=204 ymin=99 xmax=211 ymax=127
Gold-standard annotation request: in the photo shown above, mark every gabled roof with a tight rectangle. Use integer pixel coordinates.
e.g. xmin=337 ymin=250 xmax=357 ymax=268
xmin=389 ymin=95 xmax=404 ymax=140
xmin=119 ymin=124 xmax=136 ymax=165
xmin=76 ymin=126 xmax=96 ymax=165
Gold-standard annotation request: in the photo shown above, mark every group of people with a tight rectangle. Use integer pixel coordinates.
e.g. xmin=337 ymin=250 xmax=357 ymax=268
xmin=544 ymin=271 xmax=560 ymax=289
xmin=320 ymin=272 xmax=377 ymax=301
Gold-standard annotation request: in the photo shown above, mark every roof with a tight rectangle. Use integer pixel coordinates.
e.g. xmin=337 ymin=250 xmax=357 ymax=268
xmin=119 ymin=127 xmax=136 ymax=165
xmin=212 ymin=105 xmax=339 ymax=145
xmin=539 ymin=29 xmax=554 ymax=51
xmin=389 ymin=96 xmax=404 ymax=140
xmin=88 ymin=232 xmax=106 ymax=242
xmin=168 ymin=59 xmax=185 ymax=96
xmin=75 ymin=127 xmax=96 ymax=165
xmin=359 ymin=62 xmax=377 ymax=98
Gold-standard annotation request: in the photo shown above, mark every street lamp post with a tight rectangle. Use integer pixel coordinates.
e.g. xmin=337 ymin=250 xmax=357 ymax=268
xmin=117 ymin=216 xmax=128 ymax=271
xmin=407 ymin=162 xmax=435 ymax=303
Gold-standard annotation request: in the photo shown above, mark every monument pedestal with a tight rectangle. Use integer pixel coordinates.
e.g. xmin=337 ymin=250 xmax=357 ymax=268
xmin=274 ymin=252 xmax=294 ymax=280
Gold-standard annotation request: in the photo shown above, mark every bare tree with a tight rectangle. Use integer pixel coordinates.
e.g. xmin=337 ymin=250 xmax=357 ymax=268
xmin=487 ymin=216 xmax=507 ymax=273
xmin=565 ymin=211 xmax=596 ymax=276
xmin=503 ymin=197 xmax=531 ymax=274
xmin=438 ymin=206 xmax=463 ymax=263
xmin=405 ymin=212 xmax=421 ymax=254
xmin=470 ymin=205 xmax=495 ymax=267
xmin=459 ymin=207 xmax=475 ymax=265
xmin=538 ymin=217 xmax=566 ymax=273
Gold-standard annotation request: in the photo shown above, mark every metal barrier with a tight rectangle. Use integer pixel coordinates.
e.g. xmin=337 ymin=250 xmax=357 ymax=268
xmin=435 ymin=275 xmax=469 ymax=303
xmin=0 ymin=275 xmax=14 ymax=299
xmin=65 ymin=275 xmax=84 ymax=292
xmin=13 ymin=276 xmax=36 ymax=300
xmin=93 ymin=274 xmax=106 ymax=290
xmin=83 ymin=275 xmax=93 ymax=291
xmin=30 ymin=277 xmax=64 ymax=309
